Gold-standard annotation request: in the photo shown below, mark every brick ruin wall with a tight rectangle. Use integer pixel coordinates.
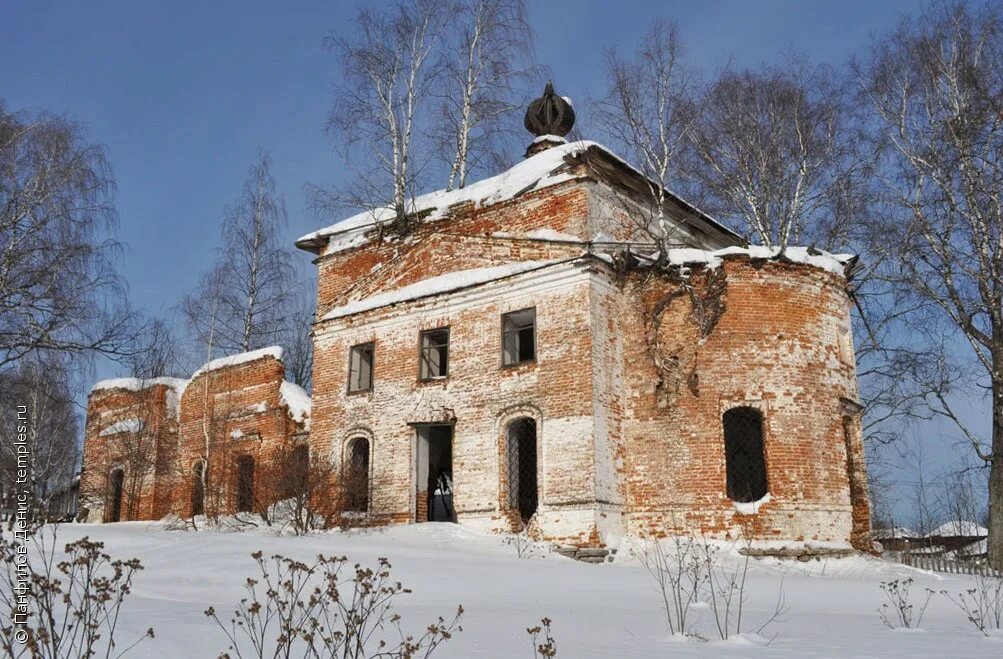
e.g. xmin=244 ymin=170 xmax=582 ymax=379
xmin=80 ymin=355 xmax=309 ymax=522
xmin=612 ymin=258 xmax=870 ymax=548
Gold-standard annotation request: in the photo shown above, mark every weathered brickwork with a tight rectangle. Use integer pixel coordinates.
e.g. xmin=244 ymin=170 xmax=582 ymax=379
xmin=81 ymin=381 xmax=182 ymax=522
xmin=304 ymin=144 xmax=871 ymax=551
xmin=80 ymin=351 xmax=310 ymax=522
xmin=81 ymin=141 xmax=871 ymax=553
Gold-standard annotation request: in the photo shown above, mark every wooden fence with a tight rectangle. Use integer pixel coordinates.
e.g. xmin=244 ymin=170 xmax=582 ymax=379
xmin=891 ymin=552 xmax=1002 ymax=578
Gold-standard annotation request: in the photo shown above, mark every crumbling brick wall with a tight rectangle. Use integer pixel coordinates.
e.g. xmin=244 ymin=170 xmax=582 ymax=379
xmin=81 ymin=381 xmax=181 ymax=522
xmin=617 ymin=257 xmax=869 ymax=548
xmin=80 ymin=351 xmax=310 ymax=523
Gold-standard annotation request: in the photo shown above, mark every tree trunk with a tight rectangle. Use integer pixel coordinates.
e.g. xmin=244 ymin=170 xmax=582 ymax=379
xmin=990 ymin=372 xmax=1003 ymax=570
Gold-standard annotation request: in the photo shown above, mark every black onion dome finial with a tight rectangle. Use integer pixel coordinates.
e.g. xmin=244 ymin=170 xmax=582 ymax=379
xmin=524 ymin=81 xmax=575 ymax=137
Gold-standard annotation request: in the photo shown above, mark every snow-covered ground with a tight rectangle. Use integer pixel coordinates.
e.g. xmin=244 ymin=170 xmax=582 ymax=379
xmin=51 ymin=523 xmax=1002 ymax=658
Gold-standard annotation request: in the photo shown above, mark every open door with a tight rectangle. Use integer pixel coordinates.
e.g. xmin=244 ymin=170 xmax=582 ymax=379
xmin=415 ymin=425 xmax=454 ymax=522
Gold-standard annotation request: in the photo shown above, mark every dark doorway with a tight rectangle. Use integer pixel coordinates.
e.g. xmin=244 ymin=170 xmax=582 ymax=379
xmin=191 ymin=460 xmax=205 ymax=516
xmin=416 ymin=425 xmax=454 ymax=522
xmin=345 ymin=438 xmax=369 ymax=512
xmin=507 ymin=418 xmax=538 ymax=521
xmin=236 ymin=455 xmax=255 ymax=513
xmin=107 ymin=468 xmax=124 ymax=522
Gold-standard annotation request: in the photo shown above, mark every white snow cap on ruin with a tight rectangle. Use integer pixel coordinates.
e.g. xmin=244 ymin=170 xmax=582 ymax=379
xmin=189 ymin=346 xmax=284 ymax=380
xmin=666 ymin=245 xmax=855 ymax=277
xmin=91 ymin=376 xmax=186 ymax=394
xmin=280 ymin=381 xmax=311 ymax=430
xmin=99 ymin=418 xmax=144 ymax=437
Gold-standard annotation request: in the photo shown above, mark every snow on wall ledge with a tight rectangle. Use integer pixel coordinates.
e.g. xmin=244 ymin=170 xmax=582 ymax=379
xmin=667 ymin=245 xmax=854 ymax=277
xmin=99 ymin=418 xmax=143 ymax=437
xmin=321 ymin=259 xmax=567 ymax=321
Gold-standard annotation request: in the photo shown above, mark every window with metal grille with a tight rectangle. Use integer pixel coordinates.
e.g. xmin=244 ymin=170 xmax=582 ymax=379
xmin=419 ymin=328 xmax=449 ymax=380
xmin=344 ymin=438 xmax=369 ymax=512
xmin=502 ymin=308 xmax=536 ymax=366
xmin=348 ymin=342 xmax=374 ymax=392
xmin=236 ymin=455 xmax=254 ymax=513
xmin=723 ymin=407 xmax=768 ymax=503
xmin=506 ymin=418 xmax=538 ymax=521
xmin=191 ymin=460 xmax=205 ymax=516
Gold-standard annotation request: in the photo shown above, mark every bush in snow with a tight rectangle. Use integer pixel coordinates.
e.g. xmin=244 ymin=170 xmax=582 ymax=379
xmin=941 ymin=572 xmax=1003 ymax=636
xmin=205 ymin=551 xmax=462 ymax=658
xmin=878 ymin=578 xmax=934 ymax=629
xmin=702 ymin=540 xmax=787 ymax=642
xmin=639 ymin=537 xmax=708 ymax=637
xmin=640 ymin=536 xmax=786 ymax=641
xmin=0 ymin=523 xmax=154 ymax=658
xmin=526 ymin=617 xmax=557 ymax=657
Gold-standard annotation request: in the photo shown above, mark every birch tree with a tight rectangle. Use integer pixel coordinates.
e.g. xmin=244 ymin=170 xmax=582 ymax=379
xmin=319 ymin=0 xmax=445 ymax=233
xmin=592 ymin=19 xmax=699 ymax=252
xmin=856 ymin=1 xmax=1003 ymax=568
xmin=0 ymin=101 xmax=136 ymax=369
xmin=181 ymin=152 xmax=293 ymax=355
xmin=687 ymin=58 xmax=860 ymax=251
xmin=0 ymin=356 xmax=78 ymax=517
xmin=436 ymin=0 xmax=535 ymax=190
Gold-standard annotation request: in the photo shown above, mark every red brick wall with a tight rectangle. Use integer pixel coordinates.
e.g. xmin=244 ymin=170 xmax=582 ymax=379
xmin=81 ymin=384 xmax=179 ymax=522
xmin=81 ymin=355 xmax=310 ymax=523
xmin=616 ymin=257 xmax=869 ymax=548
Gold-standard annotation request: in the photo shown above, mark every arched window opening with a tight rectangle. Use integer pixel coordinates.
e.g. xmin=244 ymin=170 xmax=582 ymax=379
xmin=191 ymin=460 xmax=206 ymax=517
xmin=107 ymin=468 xmax=124 ymax=522
xmin=345 ymin=438 xmax=369 ymax=512
xmin=723 ymin=407 xmax=768 ymax=503
xmin=506 ymin=418 xmax=538 ymax=522
xmin=236 ymin=455 xmax=255 ymax=513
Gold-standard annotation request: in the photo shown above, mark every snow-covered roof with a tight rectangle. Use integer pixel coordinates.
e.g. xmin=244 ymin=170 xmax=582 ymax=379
xmin=321 ymin=259 xmax=568 ymax=321
xmin=280 ymin=381 xmax=311 ymax=430
xmin=925 ymin=520 xmax=988 ymax=538
xmin=957 ymin=538 xmax=988 ymax=557
xmin=189 ymin=346 xmax=284 ymax=381
xmin=871 ymin=526 xmax=918 ymax=540
xmin=91 ymin=377 xmax=186 ymax=395
xmin=295 ymin=140 xmax=740 ymax=255
xmin=666 ymin=246 xmax=854 ymax=277
xmin=99 ymin=418 xmax=144 ymax=437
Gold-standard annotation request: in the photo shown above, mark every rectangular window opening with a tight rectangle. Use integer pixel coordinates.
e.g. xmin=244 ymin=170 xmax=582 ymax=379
xmin=419 ymin=328 xmax=450 ymax=380
xmin=502 ymin=308 xmax=536 ymax=366
xmin=348 ymin=342 xmax=374 ymax=392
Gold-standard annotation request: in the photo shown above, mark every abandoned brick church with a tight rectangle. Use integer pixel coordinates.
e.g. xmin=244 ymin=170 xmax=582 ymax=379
xmin=81 ymin=86 xmax=871 ymax=552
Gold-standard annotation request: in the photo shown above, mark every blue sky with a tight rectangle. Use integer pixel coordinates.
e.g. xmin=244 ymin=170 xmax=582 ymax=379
xmin=2 ymin=0 xmax=979 ymax=522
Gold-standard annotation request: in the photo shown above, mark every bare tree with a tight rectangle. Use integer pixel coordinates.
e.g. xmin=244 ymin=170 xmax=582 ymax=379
xmin=318 ymin=0 xmax=445 ymax=233
xmin=182 ymin=152 xmax=293 ymax=356
xmin=0 ymin=356 xmax=78 ymax=518
xmin=125 ymin=316 xmax=180 ymax=379
xmin=592 ymin=19 xmax=699 ymax=252
xmin=687 ymin=58 xmax=862 ymax=251
xmin=0 ymin=101 xmax=137 ymax=369
xmin=283 ymin=286 xmax=315 ymax=391
xmin=855 ymin=1 xmax=1003 ymax=568
xmin=436 ymin=0 xmax=535 ymax=190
